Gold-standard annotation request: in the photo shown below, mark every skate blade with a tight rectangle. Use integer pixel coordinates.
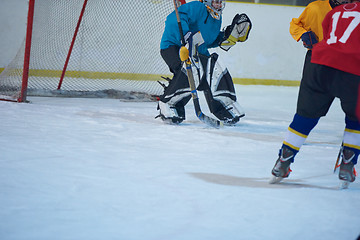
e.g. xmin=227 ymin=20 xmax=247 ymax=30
xmin=339 ymin=180 xmax=350 ymax=189
xmin=269 ymin=175 xmax=283 ymax=184
xmin=159 ymin=117 xmax=182 ymax=125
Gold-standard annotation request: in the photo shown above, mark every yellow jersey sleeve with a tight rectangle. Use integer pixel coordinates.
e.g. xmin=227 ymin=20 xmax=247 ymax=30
xmin=289 ymin=0 xmax=332 ymax=42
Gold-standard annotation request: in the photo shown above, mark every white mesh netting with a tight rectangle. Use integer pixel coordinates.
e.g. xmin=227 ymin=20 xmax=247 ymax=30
xmin=0 ymin=0 xmax=177 ymax=101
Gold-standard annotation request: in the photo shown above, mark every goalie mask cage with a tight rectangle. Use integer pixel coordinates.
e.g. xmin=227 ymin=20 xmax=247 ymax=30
xmin=0 ymin=0 xmax=186 ymax=102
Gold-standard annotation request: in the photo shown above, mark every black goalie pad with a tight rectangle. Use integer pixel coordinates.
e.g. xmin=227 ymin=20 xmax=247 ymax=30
xmin=197 ymin=53 xmax=238 ymax=120
xmin=159 ymin=69 xmax=192 ymax=107
xmin=159 ymin=53 xmax=242 ymax=123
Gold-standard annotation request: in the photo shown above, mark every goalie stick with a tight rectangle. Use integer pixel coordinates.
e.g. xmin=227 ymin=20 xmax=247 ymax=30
xmin=172 ymin=0 xmax=222 ymax=128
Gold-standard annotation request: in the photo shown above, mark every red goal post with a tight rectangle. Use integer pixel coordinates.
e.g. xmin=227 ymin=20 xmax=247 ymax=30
xmin=0 ymin=0 xmax=187 ymax=102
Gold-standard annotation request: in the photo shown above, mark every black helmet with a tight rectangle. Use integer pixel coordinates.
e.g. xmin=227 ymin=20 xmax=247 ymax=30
xmin=330 ymin=0 xmax=350 ymax=7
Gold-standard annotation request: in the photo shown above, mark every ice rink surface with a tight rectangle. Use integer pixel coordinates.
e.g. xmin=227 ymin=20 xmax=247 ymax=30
xmin=0 ymin=85 xmax=359 ymax=240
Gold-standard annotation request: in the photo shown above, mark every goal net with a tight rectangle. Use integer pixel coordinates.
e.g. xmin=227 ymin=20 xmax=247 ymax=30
xmin=0 ymin=0 xmax=186 ymax=102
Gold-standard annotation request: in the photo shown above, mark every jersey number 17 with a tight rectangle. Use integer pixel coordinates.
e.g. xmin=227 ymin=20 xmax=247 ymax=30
xmin=327 ymin=11 xmax=360 ymax=45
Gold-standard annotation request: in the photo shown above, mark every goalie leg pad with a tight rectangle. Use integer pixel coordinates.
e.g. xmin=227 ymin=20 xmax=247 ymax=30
xmin=159 ymin=52 xmax=207 ymax=108
xmin=213 ymin=101 xmax=245 ymax=125
xmin=159 ymin=69 xmax=191 ymax=106
xmin=157 ymin=100 xmax=186 ymax=124
xmin=157 ymin=67 xmax=192 ymax=122
xmin=201 ymin=53 xmax=245 ymax=124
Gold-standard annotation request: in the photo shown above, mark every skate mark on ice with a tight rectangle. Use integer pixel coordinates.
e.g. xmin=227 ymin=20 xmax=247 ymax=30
xmin=188 ymin=172 xmax=339 ymax=190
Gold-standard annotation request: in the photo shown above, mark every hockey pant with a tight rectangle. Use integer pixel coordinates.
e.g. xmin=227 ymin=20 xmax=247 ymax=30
xmin=159 ymin=53 xmax=239 ymax=121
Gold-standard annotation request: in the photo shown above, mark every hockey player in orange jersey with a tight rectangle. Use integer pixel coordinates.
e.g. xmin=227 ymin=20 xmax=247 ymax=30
xmin=270 ymin=0 xmax=360 ymax=188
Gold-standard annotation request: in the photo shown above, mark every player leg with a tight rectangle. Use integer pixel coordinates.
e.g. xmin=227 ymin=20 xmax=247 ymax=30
xmin=333 ymin=69 xmax=360 ymax=186
xmin=157 ymin=46 xmax=191 ymax=124
xmin=339 ymin=117 xmax=359 ymax=187
xmin=270 ymin=59 xmax=334 ymax=183
xmin=270 ymin=114 xmax=320 ymax=183
xmin=198 ymin=53 xmax=245 ymax=125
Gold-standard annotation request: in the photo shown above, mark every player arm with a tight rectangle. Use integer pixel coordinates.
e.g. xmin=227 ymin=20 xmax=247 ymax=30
xmin=290 ymin=20 xmax=307 ymax=41
xmin=290 ymin=7 xmax=312 ymax=41
xmin=209 ymin=32 xmax=225 ymax=48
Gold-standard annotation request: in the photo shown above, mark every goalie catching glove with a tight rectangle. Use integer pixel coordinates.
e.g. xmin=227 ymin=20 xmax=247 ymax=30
xmin=220 ymin=13 xmax=252 ymax=51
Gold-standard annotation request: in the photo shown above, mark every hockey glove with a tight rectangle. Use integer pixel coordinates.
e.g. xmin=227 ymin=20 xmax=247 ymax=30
xmin=181 ymin=31 xmax=204 ymax=69
xmin=300 ymin=31 xmax=318 ymax=49
xmin=220 ymin=13 xmax=252 ymax=51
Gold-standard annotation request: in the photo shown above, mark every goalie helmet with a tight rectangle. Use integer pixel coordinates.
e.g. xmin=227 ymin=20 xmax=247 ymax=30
xmin=201 ymin=0 xmax=225 ymax=20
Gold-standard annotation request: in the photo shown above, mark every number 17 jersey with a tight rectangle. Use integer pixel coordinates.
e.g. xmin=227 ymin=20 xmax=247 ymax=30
xmin=311 ymin=2 xmax=360 ymax=76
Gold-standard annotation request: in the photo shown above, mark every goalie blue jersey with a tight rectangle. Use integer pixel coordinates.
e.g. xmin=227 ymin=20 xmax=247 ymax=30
xmin=160 ymin=1 xmax=223 ymax=56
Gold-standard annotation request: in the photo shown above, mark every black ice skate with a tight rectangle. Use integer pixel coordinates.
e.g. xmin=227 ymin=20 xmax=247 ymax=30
xmin=339 ymin=148 xmax=357 ymax=189
xmin=210 ymin=102 xmax=245 ymax=126
xmin=156 ymin=101 xmax=185 ymax=124
xmin=269 ymin=147 xmax=294 ymax=184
